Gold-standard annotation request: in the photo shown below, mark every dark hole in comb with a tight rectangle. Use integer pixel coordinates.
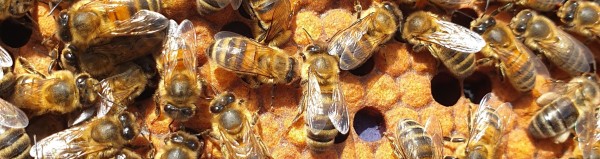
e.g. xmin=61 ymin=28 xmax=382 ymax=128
xmin=349 ymin=57 xmax=375 ymax=76
xmin=220 ymin=21 xmax=253 ymax=39
xmin=463 ymin=72 xmax=492 ymax=104
xmin=431 ymin=72 xmax=461 ymax=106
xmin=334 ymin=129 xmax=350 ymax=144
xmin=238 ymin=7 xmax=252 ymax=19
xmin=451 ymin=8 xmax=478 ymax=29
xmin=0 ymin=18 xmax=33 ymax=48
xmin=353 ymin=107 xmax=385 ymax=142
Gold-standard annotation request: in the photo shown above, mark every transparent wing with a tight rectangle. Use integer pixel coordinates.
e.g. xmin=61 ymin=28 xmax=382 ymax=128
xmin=162 ymin=20 xmax=180 ymax=78
xmin=424 ymin=116 xmax=444 ymax=159
xmin=559 ymin=29 xmax=595 ymax=73
xmin=0 ymin=46 xmax=12 ymax=67
xmin=0 ymin=98 xmax=28 ymax=128
xmin=305 ymin=68 xmax=326 ymax=134
xmin=97 ymin=66 xmax=145 ymax=117
xmin=214 ymin=31 xmax=245 ymax=40
xmin=178 ymin=19 xmax=198 ymax=74
xmin=81 ymin=4 xmax=170 ymax=37
xmin=470 ymin=93 xmax=512 ymax=147
xmin=328 ymin=81 xmax=349 ymax=134
xmin=537 ymin=29 xmax=593 ymax=74
xmin=230 ymin=0 xmax=242 ymax=10
xmin=425 ymin=19 xmax=485 ymax=53
xmin=261 ymin=0 xmax=292 ymax=43
xmin=30 ymin=125 xmax=87 ymax=159
xmin=575 ymin=105 xmax=596 ymax=159
xmin=430 ymin=0 xmax=472 ymax=5
xmin=210 ymin=32 xmax=281 ymax=78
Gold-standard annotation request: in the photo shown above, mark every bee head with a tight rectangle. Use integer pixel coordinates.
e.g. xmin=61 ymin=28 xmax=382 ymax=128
xmin=60 ymin=45 xmax=79 ymax=71
xmin=559 ymin=1 xmax=578 ymax=23
xmin=57 ymin=11 xmax=72 ymax=42
xmin=209 ymin=92 xmax=235 ymax=114
xmin=164 ymin=103 xmax=196 ymax=121
xmin=169 ymin=132 xmax=201 ymax=151
xmin=75 ymin=73 xmax=98 ymax=105
xmin=118 ymin=112 xmax=138 ymax=140
xmin=467 ymin=145 xmax=489 ymax=159
xmin=471 ymin=16 xmax=496 ymax=35
xmin=510 ymin=10 xmax=534 ymax=36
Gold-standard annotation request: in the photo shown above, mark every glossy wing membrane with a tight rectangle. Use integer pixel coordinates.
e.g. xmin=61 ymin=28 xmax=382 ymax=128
xmin=575 ymin=105 xmax=596 ymax=159
xmin=430 ymin=0 xmax=472 ymax=5
xmin=212 ymin=31 xmax=279 ymax=78
xmin=262 ymin=0 xmax=292 ymax=42
xmin=328 ymin=81 xmax=349 ymax=134
xmin=306 ymin=69 xmax=326 ymax=134
xmin=96 ymin=67 xmax=145 ymax=117
xmin=178 ymin=20 xmax=198 ymax=74
xmin=425 ymin=19 xmax=485 ymax=53
xmin=539 ymin=0 xmax=565 ymax=5
xmin=0 ymin=98 xmax=28 ymax=128
xmin=470 ymin=93 xmax=512 ymax=146
xmin=537 ymin=29 xmax=593 ymax=73
xmin=0 ymin=46 xmax=12 ymax=67
xmin=424 ymin=116 xmax=444 ymax=159
xmin=30 ymin=125 xmax=87 ymax=159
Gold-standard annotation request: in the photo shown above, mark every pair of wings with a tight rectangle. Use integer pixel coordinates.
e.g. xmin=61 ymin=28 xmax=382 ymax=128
xmin=467 ymin=93 xmax=513 ymax=148
xmin=218 ymin=120 xmax=269 ymax=158
xmin=536 ymin=29 xmax=595 ymax=74
xmin=303 ymin=67 xmax=349 ymax=135
xmin=211 ymin=31 xmax=281 ymax=79
xmin=0 ymin=98 xmax=28 ymax=129
xmin=0 ymin=47 xmax=12 ymax=80
xmin=575 ymin=103 xmax=600 ymax=158
xmin=327 ymin=12 xmax=384 ymax=70
xmin=396 ymin=117 xmax=444 ymax=159
xmin=161 ymin=20 xmax=198 ymax=81
xmin=76 ymin=0 xmax=169 ymax=38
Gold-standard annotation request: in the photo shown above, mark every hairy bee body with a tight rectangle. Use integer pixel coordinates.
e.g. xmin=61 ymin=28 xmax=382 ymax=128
xmin=208 ymin=92 xmax=271 ymax=159
xmin=393 ymin=119 xmax=440 ymax=159
xmin=558 ymin=1 xmax=600 ymax=41
xmin=403 ymin=11 xmax=484 ymax=78
xmin=0 ymin=0 xmax=34 ymax=20
xmin=510 ymin=9 xmax=595 ymax=76
xmin=528 ymin=76 xmax=600 ymax=140
xmin=31 ymin=112 xmax=141 ymax=158
xmin=207 ymin=31 xmax=296 ymax=88
xmin=244 ymin=0 xmax=292 ymax=46
xmin=154 ymin=131 xmax=203 ymax=159
xmin=0 ymin=127 xmax=30 ymax=159
xmin=429 ymin=0 xmax=474 ymax=9
xmin=464 ymin=107 xmax=503 ymax=158
xmin=328 ymin=1 xmax=402 ymax=70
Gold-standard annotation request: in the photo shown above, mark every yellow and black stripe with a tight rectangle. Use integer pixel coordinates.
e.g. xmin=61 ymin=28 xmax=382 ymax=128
xmin=0 ymin=128 xmax=31 ymax=159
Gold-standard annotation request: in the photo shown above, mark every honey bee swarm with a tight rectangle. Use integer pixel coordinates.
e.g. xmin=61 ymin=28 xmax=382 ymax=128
xmin=17 ymin=0 xmax=596 ymax=158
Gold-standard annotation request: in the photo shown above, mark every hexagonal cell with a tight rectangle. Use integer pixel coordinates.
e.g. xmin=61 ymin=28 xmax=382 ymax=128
xmin=353 ymin=107 xmax=385 ymax=142
xmin=349 ymin=57 xmax=376 ymax=76
xmin=220 ymin=21 xmax=253 ymax=38
xmin=463 ymin=72 xmax=492 ymax=104
xmin=431 ymin=72 xmax=461 ymax=106
xmin=1 ymin=18 xmax=33 ymax=48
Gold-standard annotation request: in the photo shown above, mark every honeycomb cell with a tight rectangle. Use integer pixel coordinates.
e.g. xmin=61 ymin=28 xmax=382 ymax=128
xmin=353 ymin=107 xmax=385 ymax=142
xmin=430 ymin=72 xmax=461 ymax=107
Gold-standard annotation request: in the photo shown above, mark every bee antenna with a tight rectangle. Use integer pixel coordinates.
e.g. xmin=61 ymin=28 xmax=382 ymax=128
xmin=490 ymin=3 xmax=514 ymax=17
xmin=301 ymin=28 xmax=315 ymax=44
xmin=455 ymin=10 xmax=476 ymax=20
xmin=484 ymin=0 xmax=490 ymax=13
xmin=47 ymin=0 xmax=64 ymax=16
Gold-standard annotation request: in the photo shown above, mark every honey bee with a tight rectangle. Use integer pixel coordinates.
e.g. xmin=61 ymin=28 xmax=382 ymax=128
xmin=0 ymin=47 xmax=13 ymax=80
xmin=510 ymin=9 xmax=596 ymax=76
xmin=8 ymin=57 xmax=99 ymax=116
xmin=446 ymin=93 xmax=513 ymax=159
xmin=153 ymin=131 xmax=204 ymax=159
xmin=495 ymin=0 xmax=564 ymax=12
xmin=328 ymin=1 xmax=402 ymax=70
xmin=575 ymin=96 xmax=600 ymax=159
xmin=402 ymin=11 xmax=485 ymax=78
xmin=154 ymin=19 xmax=203 ymax=122
xmin=0 ymin=0 xmax=34 ymax=20
xmin=243 ymin=0 xmax=293 ymax=46
xmin=397 ymin=0 xmax=475 ymax=10
xmin=206 ymin=31 xmax=297 ymax=88
xmin=557 ymin=0 xmax=600 ymax=41
xmin=528 ymin=74 xmax=600 ymax=143
xmin=384 ymin=117 xmax=443 ymax=159
xmin=0 ymin=98 xmax=31 ymax=159
xmin=205 ymin=92 xmax=272 ymax=158
xmin=30 ymin=111 xmax=142 ymax=158
xmin=95 ymin=62 xmax=149 ymax=118
xmin=195 ymin=0 xmax=242 ymax=15
xmin=292 ymin=36 xmax=350 ymax=152
xmin=471 ymin=4 xmax=550 ymax=92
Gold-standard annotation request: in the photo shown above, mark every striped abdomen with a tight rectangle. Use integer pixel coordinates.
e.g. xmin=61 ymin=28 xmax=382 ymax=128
xmin=396 ymin=119 xmax=436 ymax=159
xmin=518 ymin=0 xmax=564 ymax=12
xmin=501 ymin=48 xmax=536 ymax=92
xmin=0 ymin=128 xmax=31 ymax=159
xmin=306 ymin=92 xmax=338 ymax=152
xmin=103 ymin=0 xmax=161 ymax=22
xmin=196 ymin=0 xmax=224 ymax=15
xmin=544 ymin=33 xmax=591 ymax=76
xmin=467 ymin=107 xmax=503 ymax=158
xmin=528 ymin=97 xmax=579 ymax=138
xmin=431 ymin=45 xmax=476 ymax=78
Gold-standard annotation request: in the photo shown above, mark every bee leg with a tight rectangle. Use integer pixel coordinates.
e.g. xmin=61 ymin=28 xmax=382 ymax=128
xmin=292 ymin=91 xmax=306 ymax=124
xmin=151 ymin=93 xmax=162 ymax=125
xmin=383 ymin=132 xmax=403 ymax=158
xmin=498 ymin=64 xmax=507 ymax=82
xmin=17 ymin=56 xmax=46 ymax=78
xmin=354 ymin=0 xmax=363 ymax=18
xmin=536 ymin=92 xmax=560 ymax=106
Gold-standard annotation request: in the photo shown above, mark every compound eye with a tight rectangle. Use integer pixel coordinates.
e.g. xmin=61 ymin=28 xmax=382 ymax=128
xmin=210 ymin=105 xmax=223 ymax=114
xmin=181 ymin=107 xmax=193 ymax=117
xmin=63 ymin=49 xmax=77 ymax=65
xmin=164 ymin=104 xmax=177 ymax=113
xmin=383 ymin=2 xmax=394 ymax=12
xmin=76 ymin=76 xmax=88 ymax=87
xmin=564 ymin=12 xmax=575 ymax=22
xmin=185 ymin=140 xmax=198 ymax=150
xmin=223 ymin=93 xmax=235 ymax=105
xmin=473 ymin=26 xmax=486 ymax=34
xmin=516 ymin=23 xmax=527 ymax=33
xmin=122 ymin=126 xmax=135 ymax=140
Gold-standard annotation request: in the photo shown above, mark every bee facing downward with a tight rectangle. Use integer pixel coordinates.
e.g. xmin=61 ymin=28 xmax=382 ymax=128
xmin=384 ymin=117 xmax=444 ymax=159
xmin=557 ymin=0 xmax=600 ymax=41
xmin=153 ymin=131 xmax=204 ymax=159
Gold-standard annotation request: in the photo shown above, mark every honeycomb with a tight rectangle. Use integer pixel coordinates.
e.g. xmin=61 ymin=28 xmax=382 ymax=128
xmin=4 ymin=0 xmax=600 ymax=158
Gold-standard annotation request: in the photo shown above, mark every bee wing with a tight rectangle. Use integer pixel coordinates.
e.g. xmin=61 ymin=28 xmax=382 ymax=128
xmin=178 ymin=19 xmax=198 ymax=74
xmin=163 ymin=19 xmax=198 ymax=80
xmin=424 ymin=116 xmax=444 ymax=158
xmin=425 ymin=19 xmax=485 ymax=53
xmin=96 ymin=67 xmax=145 ymax=117
xmin=0 ymin=46 xmax=12 ymax=67
xmin=328 ymin=80 xmax=349 ymax=134
xmin=210 ymin=31 xmax=283 ymax=78
xmin=537 ymin=29 xmax=594 ymax=74
xmin=230 ymin=0 xmax=243 ymax=10
xmin=575 ymin=105 xmax=596 ymax=159
xmin=260 ymin=0 xmax=292 ymax=42
xmin=305 ymin=68 xmax=327 ymax=134
xmin=470 ymin=93 xmax=513 ymax=146
xmin=430 ymin=0 xmax=472 ymax=5
xmin=30 ymin=125 xmax=87 ymax=159
xmin=84 ymin=4 xmax=169 ymax=37
xmin=0 ymin=98 xmax=28 ymax=128
xmin=538 ymin=0 xmax=565 ymax=5
xmin=328 ymin=14 xmax=386 ymax=70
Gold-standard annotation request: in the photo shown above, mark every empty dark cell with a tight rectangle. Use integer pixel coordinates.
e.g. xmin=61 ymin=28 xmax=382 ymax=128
xmin=0 ymin=18 xmax=33 ymax=48
xmin=431 ymin=72 xmax=461 ymax=106
xmin=451 ymin=8 xmax=478 ymax=28
xmin=349 ymin=57 xmax=375 ymax=76
xmin=334 ymin=130 xmax=350 ymax=144
xmin=220 ymin=21 xmax=253 ymax=38
xmin=463 ymin=72 xmax=492 ymax=104
xmin=353 ymin=107 xmax=386 ymax=142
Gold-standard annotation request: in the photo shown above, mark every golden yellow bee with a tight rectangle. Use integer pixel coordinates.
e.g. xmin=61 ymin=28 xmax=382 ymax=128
xmin=0 ymin=98 xmax=31 ymax=159
xmin=471 ymin=4 xmax=550 ymax=92
xmin=510 ymin=9 xmax=596 ymax=77
xmin=402 ymin=11 xmax=485 ymax=78
xmin=495 ymin=0 xmax=564 ymax=12
xmin=205 ymin=92 xmax=272 ymax=159
xmin=7 ymin=57 xmax=98 ymax=116
xmin=155 ymin=20 xmax=203 ymax=122
xmin=557 ymin=0 xmax=600 ymax=41
xmin=529 ymin=74 xmax=600 ymax=143
xmin=328 ymin=1 xmax=402 ymax=70
xmin=30 ymin=111 xmax=142 ymax=158
xmin=153 ymin=131 xmax=204 ymax=159
xmin=206 ymin=31 xmax=297 ymax=88
xmin=0 ymin=0 xmax=34 ymax=20
xmin=397 ymin=0 xmax=476 ymax=10
xmin=292 ymin=37 xmax=350 ymax=152
xmin=196 ymin=0 xmax=242 ymax=15
xmin=446 ymin=93 xmax=513 ymax=159
xmin=95 ymin=62 xmax=149 ymax=118
xmin=243 ymin=0 xmax=293 ymax=46
xmin=384 ymin=117 xmax=443 ymax=159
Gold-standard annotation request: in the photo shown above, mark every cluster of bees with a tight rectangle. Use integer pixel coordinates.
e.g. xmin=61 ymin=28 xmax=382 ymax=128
xmin=0 ymin=0 xmax=598 ymax=158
